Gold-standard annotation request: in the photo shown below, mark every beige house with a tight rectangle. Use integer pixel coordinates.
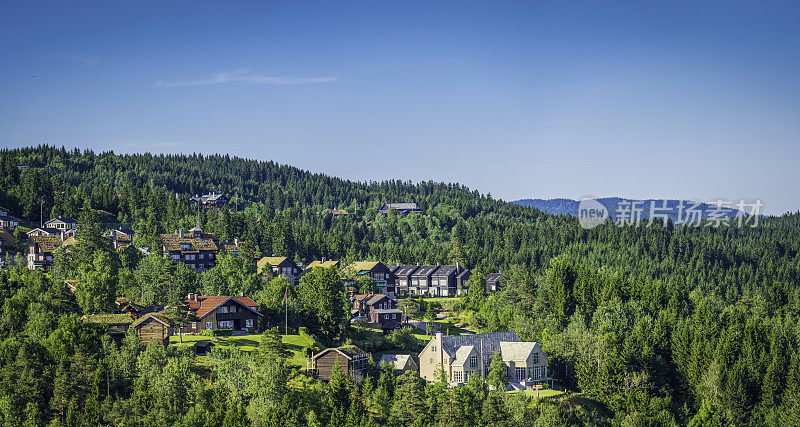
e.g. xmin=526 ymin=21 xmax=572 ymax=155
xmin=419 ymin=331 xmax=548 ymax=386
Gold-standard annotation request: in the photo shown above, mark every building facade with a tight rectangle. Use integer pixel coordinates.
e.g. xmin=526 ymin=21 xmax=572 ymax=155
xmin=161 ymin=228 xmax=219 ymax=271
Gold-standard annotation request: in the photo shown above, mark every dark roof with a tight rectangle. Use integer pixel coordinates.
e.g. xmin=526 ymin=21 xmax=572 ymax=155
xmin=411 ymin=265 xmax=439 ymax=277
xmin=457 ymin=269 xmax=471 ymax=279
xmin=47 ymin=217 xmax=79 ymax=224
xmin=366 ymin=294 xmax=391 ymax=305
xmin=393 ymin=265 xmax=419 ymax=276
xmin=441 ymin=331 xmax=521 ymax=357
xmin=0 ymin=214 xmax=20 ymax=222
xmin=432 ymin=265 xmax=457 ymax=277
xmin=313 ymin=345 xmax=368 ymax=361
xmin=486 ymin=273 xmax=502 ymax=282
xmin=191 ymin=193 xmax=227 ymax=203
xmin=131 ymin=312 xmax=174 ymax=328
xmin=28 ymin=227 xmax=61 ymax=235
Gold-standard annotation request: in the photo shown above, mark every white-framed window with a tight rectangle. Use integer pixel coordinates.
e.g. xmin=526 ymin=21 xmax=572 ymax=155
xmin=533 ymin=352 xmax=539 ymax=365
xmin=218 ymin=320 xmax=233 ymax=329
xmin=205 ymin=321 xmax=213 ymax=329
xmin=392 ymin=314 xmax=396 ymax=319
xmin=218 ymin=306 xmax=228 ymax=314
xmin=515 ymin=367 xmax=525 ymax=381
xmin=469 ymin=355 xmax=477 ymax=368
xmin=199 ymin=253 xmax=205 ymax=259
xmin=229 ymin=305 xmax=236 ymax=313
xmin=172 ymin=255 xmax=180 ymax=260
xmin=191 ymin=322 xmax=197 ymax=329
xmin=246 ymin=319 xmax=253 ymax=328
xmin=454 ymin=371 xmax=463 ymax=383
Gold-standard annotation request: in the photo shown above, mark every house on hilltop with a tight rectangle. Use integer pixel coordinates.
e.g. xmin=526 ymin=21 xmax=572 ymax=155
xmin=181 ymin=293 xmax=262 ymax=333
xmin=0 ymin=207 xmax=20 ymax=230
xmin=27 ymin=235 xmax=64 ymax=270
xmin=485 ymin=272 xmax=502 ymax=292
xmin=348 ymin=261 xmax=397 ymax=296
xmin=190 ymin=193 xmax=228 ymax=209
xmin=352 ymin=293 xmax=402 ymax=331
xmin=391 ymin=264 xmax=419 ymax=297
xmin=410 ymin=265 xmax=439 ymax=295
xmin=44 ymin=217 xmax=79 ymax=231
xmin=161 ymin=227 xmax=218 ymax=271
xmin=377 ymin=202 xmax=423 ymax=216
xmin=429 ymin=263 xmax=470 ymax=297
xmin=257 ymin=256 xmax=301 ymax=283
xmin=419 ymin=331 xmax=549 ymax=387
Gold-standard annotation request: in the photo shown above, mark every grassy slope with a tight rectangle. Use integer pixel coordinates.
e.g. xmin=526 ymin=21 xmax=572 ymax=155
xmin=169 ymin=334 xmax=312 ymax=367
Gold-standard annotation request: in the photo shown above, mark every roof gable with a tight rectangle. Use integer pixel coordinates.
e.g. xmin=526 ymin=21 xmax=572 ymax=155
xmin=190 ymin=295 xmax=262 ymax=319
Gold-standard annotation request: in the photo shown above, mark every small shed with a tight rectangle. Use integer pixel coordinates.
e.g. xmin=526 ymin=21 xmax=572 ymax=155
xmin=379 ymin=354 xmax=419 ymax=373
xmin=131 ymin=313 xmax=174 ymax=346
xmin=312 ymin=345 xmax=370 ymax=381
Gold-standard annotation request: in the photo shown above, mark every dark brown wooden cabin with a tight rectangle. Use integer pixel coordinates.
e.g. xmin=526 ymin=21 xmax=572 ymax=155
xmin=312 ymin=345 xmax=370 ymax=381
xmin=132 ymin=313 xmax=174 ymax=346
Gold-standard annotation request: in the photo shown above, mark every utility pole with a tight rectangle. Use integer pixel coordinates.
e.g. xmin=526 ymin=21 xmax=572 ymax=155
xmin=235 ymin=185 xmax=239 ymax=212
xmin=39 ymin=197 xmax=43 ymax=227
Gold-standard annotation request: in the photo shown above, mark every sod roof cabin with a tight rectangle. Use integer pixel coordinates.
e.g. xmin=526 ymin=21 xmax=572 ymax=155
xmin=311 ymin=345 xmax=370 ymax=381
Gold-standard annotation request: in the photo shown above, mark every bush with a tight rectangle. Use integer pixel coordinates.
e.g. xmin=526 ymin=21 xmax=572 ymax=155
xmin=388 ymin=326 xmax=419 ymax=351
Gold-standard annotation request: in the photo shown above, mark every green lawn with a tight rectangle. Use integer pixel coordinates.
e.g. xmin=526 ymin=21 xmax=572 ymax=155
xmin=507 ymin=389 xmax=565 ymax=399
xmin=169 ymin=333 xmax=314 ymax=367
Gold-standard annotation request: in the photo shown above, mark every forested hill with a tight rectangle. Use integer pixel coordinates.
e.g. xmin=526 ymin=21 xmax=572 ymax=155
xmin=513 ymin=197 xmax=744 ymax=220
xmin=2 ymin=145 xmax=800 ymax=425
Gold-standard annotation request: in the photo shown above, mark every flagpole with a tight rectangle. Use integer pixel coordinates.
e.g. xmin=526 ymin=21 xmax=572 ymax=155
xmin=285 ymin=287 xmax=288 ymax=336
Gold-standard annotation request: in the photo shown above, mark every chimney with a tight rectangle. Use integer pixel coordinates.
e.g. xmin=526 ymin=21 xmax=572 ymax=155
xmin=239 ymin=290 xmax=244 ymax=297
xmin=187 ymin=293 xmax=194 ymax=301
xmin=456 ymin=261 xmax=460 ymax=272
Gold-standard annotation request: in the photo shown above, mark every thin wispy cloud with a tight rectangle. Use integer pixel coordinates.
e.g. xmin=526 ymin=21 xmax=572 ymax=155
xmin=53 ymin=55 xmax=99 ymax=65
xmin=155 ymin=69 xmax=337 ymax=87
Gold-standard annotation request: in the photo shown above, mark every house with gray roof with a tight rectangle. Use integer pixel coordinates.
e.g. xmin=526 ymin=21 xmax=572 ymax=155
xmin=391 ymin=264 xmax=419 ymax=296
xmin=429 ymin=263 xmax=470 ymax=296
xmin=486 ymin=272 xmax=503 ymax=292
xmin=410 ymin=265 xmax=439 ymax=295
xmin=377 ymin=202 xmax=423 ymax=216
xmin=379 ymin=353 xmax=419 ymax=373
xmin=419 ymin=331 xmax=548 ymax=387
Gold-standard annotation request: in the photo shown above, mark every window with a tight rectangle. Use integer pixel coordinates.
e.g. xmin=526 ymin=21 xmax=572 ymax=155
xmin=229 ymin=305 xmax=236 ymax=313
xmin=218 ymin=320 xmax=233 ymax=329
xmin=430 ymin=358 xmax=434 ymax=364
xmin=515 ymin=367 xmax=526 ymax=381
xmin=191 ymin=322 xmax=197 ymax=329
xmin=392 ymin=314 xmax=396 ymax=319
xmin=205 ymin=322 xmax=213 ymax=329
xmin=533 ymin=352 xmax=539 ymax=365
xmin=199 ymin=253 xmax=205 ymax=259
xmin=218 ymin=306 xmax=228 ymax=314
xmin=469 ymin=355 xmax=477 ymax=368
xmin=172 ymin=255 xmax=180 ymax=260
xmin=454 ymin=371 xmax=463 ymax=383
xmin=246 ymin=319 xmax=253 ymax=328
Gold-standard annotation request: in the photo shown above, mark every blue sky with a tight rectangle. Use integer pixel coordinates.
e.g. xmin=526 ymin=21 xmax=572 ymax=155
xmin=1 ymin=1 xmax=799 ymax=214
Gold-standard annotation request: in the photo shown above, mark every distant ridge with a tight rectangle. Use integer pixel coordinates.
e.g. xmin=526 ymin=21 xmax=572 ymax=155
xmin=512 ymin=197 xmax=747 ymax=220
